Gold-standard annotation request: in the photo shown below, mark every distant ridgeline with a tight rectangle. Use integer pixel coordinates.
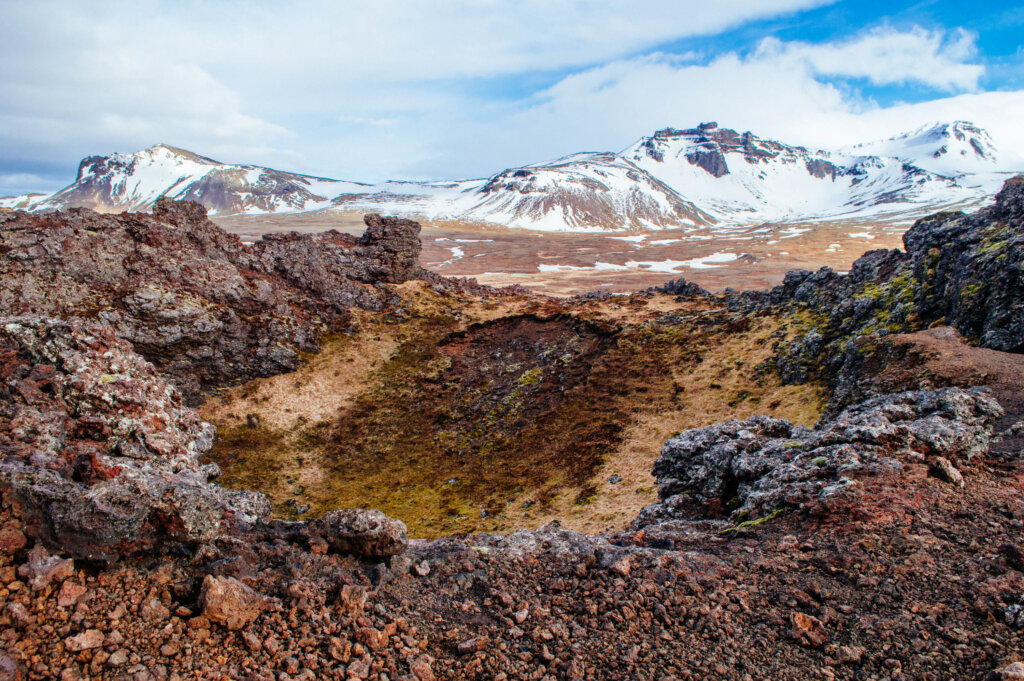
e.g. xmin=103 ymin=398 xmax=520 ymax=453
xmin=3 ymin=120 xmax=1019 ymax=231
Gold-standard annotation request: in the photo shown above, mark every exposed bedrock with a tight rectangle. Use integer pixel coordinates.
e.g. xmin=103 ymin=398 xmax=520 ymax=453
xmin=0 ymin=200 xmax=428 ymax=404
xmin=636 ymin=387 xmax=1003 ymax=528
xmin=0 ymin=315 xmax=408 ymax=563
xmin=762 ymin=175 xmax=1024 ymax=406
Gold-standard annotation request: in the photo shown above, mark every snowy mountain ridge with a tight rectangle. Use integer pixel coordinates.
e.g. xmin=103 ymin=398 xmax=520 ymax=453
xmin=3 ymin=121 xmax=1020 ymax=232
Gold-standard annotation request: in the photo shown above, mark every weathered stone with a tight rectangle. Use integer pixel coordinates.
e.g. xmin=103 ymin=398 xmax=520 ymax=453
xmin=0 ymin=527 xmax=26 ymax=555
xmin=17 ymin=545 xmax=73 ymax=590
xmin=199 ymin=575 xmax=266 ymax=631
xmin=337 ymin=584 xmax=368 ymax=616
xmin=639 ymin=388 xmax=1000 ymax=524
xmin=409 ymin=655 xmax=435 ymax=681
xmin=0 ymin=201 xmax=431 ymax=404
xmin=308 ymin=509 xmax=407 ymax=558
xmin=930 ymin=456 xmax=965 ymax=488
xmin=997 ymin=662 xmax=1024 ymax=681
xmin=0 ymin=318 xmax=270 ymax=562
xmin=791 ymin=612 xmax=827 ymax=647
xmin=457 ymin=637 xmax=487 ymax=655
xmin=354 ymin=627 xmax=387 ymax=652
xmin=64 ymin=629 xmax=104 ymax=651
xmin=0 ymin=648 xmax=22 ymax=681
xmin=56 ymin=580 xmax=87 ymax=608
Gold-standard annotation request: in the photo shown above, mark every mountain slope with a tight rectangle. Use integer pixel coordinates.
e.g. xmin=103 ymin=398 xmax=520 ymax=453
xmin=341 ymin=152 xmax=716 ymax=231
xmin=4 ymin=121 xmax=1020 ymax=230
xmin=17 ymin=144 xmax=370 ymax=215
xmin=621 ymin=121 xmax=1007 ymax=223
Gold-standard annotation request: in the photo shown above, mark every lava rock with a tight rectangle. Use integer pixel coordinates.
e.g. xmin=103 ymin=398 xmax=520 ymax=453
xmin=641 ymin=387 xmax=1001 ymax=523
xmin=0 ymin=317 xmax=270 ymax=561
xmin=308 ymin=509 xmax=408 ymax=558
xmin=199 ymin=575 xmax=267 ymax=631
xmin=0 ymin=200 xmax=431 ymax=403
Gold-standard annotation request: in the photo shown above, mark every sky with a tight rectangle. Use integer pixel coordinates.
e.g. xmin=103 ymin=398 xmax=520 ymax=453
xmin=1 ymin=0 xmax=1023 ymax=196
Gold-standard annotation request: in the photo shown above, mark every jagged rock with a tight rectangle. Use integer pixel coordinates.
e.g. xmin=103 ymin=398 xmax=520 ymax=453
xmin=791 ymin=612 xmax=827 ymax=647
xmin=199 ymin=575 xmax=267 ymax=631
xmin=0 ymin=317 xmax=269 ymax=561
xmin=0 ymin=527 xmax=26 ymax=555
xmin=996 ymin=662 xmax=1024 ymax=681
xmin=0 ymin=200 xmax=429 ymax=403
xmin=358 ymin=214 xmax=423 ymax=283
xmin=640 ymin=388 xmax=1001 ymax=524
xmin=904 ymin=176 xmax=1024 ymax=352
xmin=338 ymin=584 xmax=368 ymax=616
xmin=0 ymin=648 xmax=22 ymax=681
xmin=64 ymin=629 xmax=104 ymax=651
xmin=653 ymin=277 xmax=710 ymax=297
xmin=308 ymin=509 xmax=408 ymax=558
xmin=929 ymin=456 xmax=964 ymax=487
xmin=765 ymin=176 xmax=1024 ymax=399
xmin=16 ymin=545 xmax=73 ymax=590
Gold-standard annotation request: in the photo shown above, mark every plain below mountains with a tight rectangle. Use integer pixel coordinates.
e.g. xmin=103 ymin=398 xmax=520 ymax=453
xmin=3 ymin=121 xmax=1021 ymax=232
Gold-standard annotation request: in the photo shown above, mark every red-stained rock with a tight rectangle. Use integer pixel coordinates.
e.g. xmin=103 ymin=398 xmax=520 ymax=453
xmin=0 ymin=200 xmax=429 ymax=404
xmin=791 ymin=612 xmax=828 ymax=647
xmin=16 ymin=545 xmax=73 ymax=590
xmin=199 ymin=575 xmax=266 ymax=631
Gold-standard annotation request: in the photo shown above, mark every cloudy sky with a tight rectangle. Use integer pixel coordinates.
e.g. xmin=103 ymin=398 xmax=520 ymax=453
xmin=1 ymin=0 xmax=1023 ymax=196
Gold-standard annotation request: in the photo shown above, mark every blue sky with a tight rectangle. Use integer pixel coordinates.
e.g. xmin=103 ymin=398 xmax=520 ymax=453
xmin=1 ymin=0 xmax=1022 ymax=196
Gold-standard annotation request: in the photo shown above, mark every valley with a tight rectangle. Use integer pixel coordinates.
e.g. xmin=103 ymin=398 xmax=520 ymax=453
xmin=214 ymin=210 xmax=908 ymax=294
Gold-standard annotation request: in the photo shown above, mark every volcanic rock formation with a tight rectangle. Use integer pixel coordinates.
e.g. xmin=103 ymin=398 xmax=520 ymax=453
xmin=0 ymin=200 xmax=428 ymax=403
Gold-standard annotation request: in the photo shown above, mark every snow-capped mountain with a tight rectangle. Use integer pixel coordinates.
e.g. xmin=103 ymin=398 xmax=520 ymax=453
xmin=621 ymin=121 xmax=1011 ymax=224
xmin=9 ymin=145 xmax=370 ymax=215
xmin=841 ymin=121 xmax=1006 ymax=177
xmin=3 ymin=121 xmax=1020 ymax=231
xmin=338 ymin=152 xmax=714 ymax=231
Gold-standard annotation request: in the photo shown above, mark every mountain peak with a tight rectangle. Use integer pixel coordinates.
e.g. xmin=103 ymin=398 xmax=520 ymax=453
xmin=143 ymin=144 xmax=221 ymax=165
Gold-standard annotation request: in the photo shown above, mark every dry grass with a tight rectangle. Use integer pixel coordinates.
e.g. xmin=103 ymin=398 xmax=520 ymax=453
xmin=201 ymin=287 xmax=825 ymax=538
xmin=494 ymin=315 xmax=825 ymax=534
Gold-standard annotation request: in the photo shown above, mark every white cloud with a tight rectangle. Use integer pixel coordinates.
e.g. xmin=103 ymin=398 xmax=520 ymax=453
xmin=0 ymin=0 xmax=839 ymax=189
xmin=1 ymin=2 xmax=1021 ymax=195
xmin=755 ymin=26 xmax=983 ymax=92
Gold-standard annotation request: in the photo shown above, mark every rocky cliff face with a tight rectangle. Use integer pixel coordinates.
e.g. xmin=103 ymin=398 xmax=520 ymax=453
xmin=765 ymin=175 xmax=1024 ymax=410
xmin=0 ymin=200 xmax=427 ymax=403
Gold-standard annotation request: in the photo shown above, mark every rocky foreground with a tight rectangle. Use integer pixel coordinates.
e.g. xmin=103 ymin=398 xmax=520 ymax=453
xmin=0 ymin=182 xmax=1023 ymax=679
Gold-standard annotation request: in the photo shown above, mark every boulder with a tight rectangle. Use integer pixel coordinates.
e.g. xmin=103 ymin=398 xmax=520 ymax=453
xmin=0 ymin=317 xmax=269 ymax=562
xmin=16 ymin=545 xmax=73 ymax=591
xmin=639 ymin=387 xmax=1002 ymax=525
xmin=308 ymin=509 xmax=408 ymax=558
xmin=199 ymin=575 xmax=266 ymax=631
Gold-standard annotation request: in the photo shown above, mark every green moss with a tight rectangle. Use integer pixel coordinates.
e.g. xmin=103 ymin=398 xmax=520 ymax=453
xmin=718 ymin=507 xmax=786 ymax=536
xmin=517 ymin=367 xmax=543 ymax=386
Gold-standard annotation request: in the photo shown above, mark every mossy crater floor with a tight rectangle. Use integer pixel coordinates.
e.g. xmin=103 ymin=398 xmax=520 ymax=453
xmin=201 ymin=282 xmax=825 ymax=538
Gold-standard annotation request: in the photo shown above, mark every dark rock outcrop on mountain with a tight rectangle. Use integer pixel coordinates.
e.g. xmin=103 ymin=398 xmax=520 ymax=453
xmin=0 ymin=200 xmax=428 ymax=403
